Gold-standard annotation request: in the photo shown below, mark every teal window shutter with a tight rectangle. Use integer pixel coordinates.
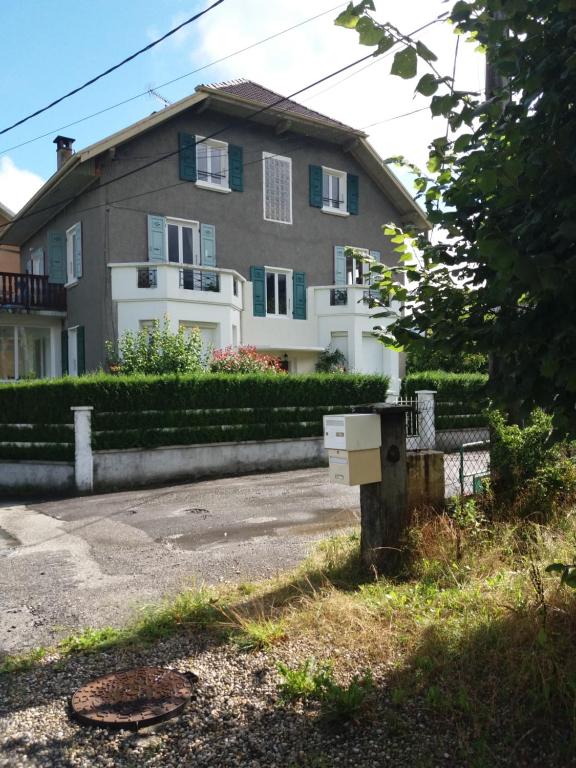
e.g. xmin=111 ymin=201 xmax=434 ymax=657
xmin=73 ymin=222 xmax=82 ymax=278
xmin=200 ymin=224 xmax=216 ymax=266
xmin=179 ymin=132 xmax=197 ymax=181
xmin=77 ymin=326 xmax=85 ymax=375
xmin=250 ymin=266 xmax=266 ymax=317
xmin=309 ymin=165 xmax=323 ymax=208
xmin=228 ymin=145 xmax=243 ymax=191
xmin=147 ymin=215 xmax=166 ymax=262
xmin=347 ymin=174 xmax=359 ymax=214
xmin=48 ymin=231 xmax=66 ymax=284
xmin=292 ymin=272 xmax=307 ymax=320
xmin=370 ymin=250 xmax=381 ymax=262
xmin=61 ymin=330 xmax=68 ymax=375
xmin=334 ymin=245 xmax=346 ymax=285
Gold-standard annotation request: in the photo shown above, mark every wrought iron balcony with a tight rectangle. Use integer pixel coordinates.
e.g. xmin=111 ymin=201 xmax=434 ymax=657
xmin=0 ymin=272 xmax=66 ymax=312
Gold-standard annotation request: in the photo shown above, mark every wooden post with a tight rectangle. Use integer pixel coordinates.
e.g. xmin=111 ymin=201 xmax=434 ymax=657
xmin=358 ymin=404 xmax=409 ymax=574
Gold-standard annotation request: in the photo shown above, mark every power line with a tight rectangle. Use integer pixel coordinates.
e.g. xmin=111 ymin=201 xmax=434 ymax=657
xmin=0 ymin=3 xmax=347 ymax=156
xmin=0 ymin=0 xmax=226 ymax=137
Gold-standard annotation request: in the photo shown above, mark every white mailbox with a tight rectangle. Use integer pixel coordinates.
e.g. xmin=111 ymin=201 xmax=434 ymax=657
xmin=323 ymin=414 xmax=381 ymax=451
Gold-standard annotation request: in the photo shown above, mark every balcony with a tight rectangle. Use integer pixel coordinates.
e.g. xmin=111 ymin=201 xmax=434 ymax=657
xmin=109 ymin=262 xmax=243 ymax=309
xmin=0 ymin=272 xmax=66 ymax=312
xmin=313 ymin=285 xmax=382 ymax=316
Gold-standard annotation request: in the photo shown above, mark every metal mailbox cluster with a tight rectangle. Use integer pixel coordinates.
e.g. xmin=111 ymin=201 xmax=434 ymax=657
xmin=323 ymin=414 xmax=382 ymax=486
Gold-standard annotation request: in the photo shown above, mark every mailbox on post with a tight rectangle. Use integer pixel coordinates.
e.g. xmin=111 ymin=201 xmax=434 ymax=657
xmin=323 ymin=414 xmax=382 ymax=485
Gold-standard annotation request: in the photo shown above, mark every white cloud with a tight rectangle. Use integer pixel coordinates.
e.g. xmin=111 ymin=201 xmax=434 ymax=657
xmin=0 ymin=156 xmax=45 ymax=213
xmin=189 ymin=0 xmax=485 ymax=173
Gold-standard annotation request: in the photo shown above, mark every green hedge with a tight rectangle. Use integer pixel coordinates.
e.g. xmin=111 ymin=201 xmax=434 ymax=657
xmin=403 ymin=371 xmax=489 ymax=430
xmin=0 ymin=373 xmax=389 ymax=424
xmin=0 ymin=373 xmax=389 ymax=456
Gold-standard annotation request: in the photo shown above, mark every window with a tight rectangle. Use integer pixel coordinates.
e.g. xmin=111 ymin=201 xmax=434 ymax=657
xmin=138 ymin=268 xmax=157 ymax=288
xmin=263 ymin=153 xmax=292 ymax=224
xmin=166 ymin=218 xmax=199 ymax=265
xmin=0 ymin=326 xmax=52 ymax=380
xmin=322 ymin=167 xmax=347 ymax=214
xmin=196 ymin=137 xmax=230 ymax=191
xmin=346 ymin=248 xmax=369 ymax=285
xmin=265 ymin=268 xmax=292 ymax=317
xmin=66 ymin=222 xmax=82 ymax=285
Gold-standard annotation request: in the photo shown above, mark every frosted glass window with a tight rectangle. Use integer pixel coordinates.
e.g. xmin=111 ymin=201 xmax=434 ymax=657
xmin=263 ymin=153 xmax=292 ymax=224
xmin=0 ymin=327 xmax=15 ymax=380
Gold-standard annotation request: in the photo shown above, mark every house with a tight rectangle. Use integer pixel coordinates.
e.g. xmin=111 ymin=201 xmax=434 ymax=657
xmin=0 ymin=80 xmax=428 ymax=392
xmin=0 ymin=202 xmax=20 ymax=272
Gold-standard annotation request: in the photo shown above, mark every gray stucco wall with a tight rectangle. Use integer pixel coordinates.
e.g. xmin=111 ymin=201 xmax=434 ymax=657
xmin=21 ymin=103 xmax=412 ymax=372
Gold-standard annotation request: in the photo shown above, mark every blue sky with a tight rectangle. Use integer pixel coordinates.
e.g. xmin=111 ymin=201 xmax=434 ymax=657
xmin=0 ymin=0 xmax=484 ymax=212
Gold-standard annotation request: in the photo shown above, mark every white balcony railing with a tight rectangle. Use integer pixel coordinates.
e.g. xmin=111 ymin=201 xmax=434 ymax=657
xmin=313 ymin=285 xmax=382 ymax=316
xmin=109 ymin=262 xmax=244 ymax=309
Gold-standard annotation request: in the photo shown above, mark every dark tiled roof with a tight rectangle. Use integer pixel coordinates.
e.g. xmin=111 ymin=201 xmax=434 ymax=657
xmin=201 ymin=79 xmax=359 ymax=133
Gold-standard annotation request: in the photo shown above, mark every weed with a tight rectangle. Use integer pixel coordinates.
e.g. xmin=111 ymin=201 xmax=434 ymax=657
xmin=0 ymin=647 xmax=47 ymax=675
xmin=318 ymin=669 xmax=374 ymax=724
xmin=231 ymin=617 xmax=286 ymax=651
xmin=58 ymin=627 xmax=126 ymax=654
xmin=276 ymin=658 xmax=333 ymax=702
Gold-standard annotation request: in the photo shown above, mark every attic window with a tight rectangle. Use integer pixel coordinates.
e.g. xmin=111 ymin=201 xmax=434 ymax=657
xmin=322 ymin=167 xmax=348 ymax=216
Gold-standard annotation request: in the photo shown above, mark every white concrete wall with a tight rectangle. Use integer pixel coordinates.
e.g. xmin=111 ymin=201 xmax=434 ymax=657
xmin=94 ymin=437 xmax=326 ymax=490
xmin=0 ymin=461 xmax=74 ymax=491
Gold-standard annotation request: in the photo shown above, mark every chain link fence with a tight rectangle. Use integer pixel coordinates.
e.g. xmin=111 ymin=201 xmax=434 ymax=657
xmin=397 ymin=393 xmax=490 ymax=498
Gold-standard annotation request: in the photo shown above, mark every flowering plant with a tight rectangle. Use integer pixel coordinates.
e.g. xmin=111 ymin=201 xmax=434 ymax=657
xmin=209 ymin=346 xmax=283 ymax=374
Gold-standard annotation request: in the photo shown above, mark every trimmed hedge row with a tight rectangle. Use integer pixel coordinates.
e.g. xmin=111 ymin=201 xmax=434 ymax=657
xmin=402 ymin=370 xmax=489 ymax=400
xmin=0 ymin=373 xmax=389 ymax=424
xmin=0 ymin=373 xmax=389 ymax=457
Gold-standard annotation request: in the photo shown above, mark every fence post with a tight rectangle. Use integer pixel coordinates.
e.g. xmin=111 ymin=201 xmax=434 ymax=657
xmin=416 ymin=390 xmax=436 ymax=450
xmin=71 ymin=406 xmax=94 ymax=493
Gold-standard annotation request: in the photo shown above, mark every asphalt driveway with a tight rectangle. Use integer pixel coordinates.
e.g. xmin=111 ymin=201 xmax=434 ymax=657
xmin=0 ymin=469 xmax=359 ymax=655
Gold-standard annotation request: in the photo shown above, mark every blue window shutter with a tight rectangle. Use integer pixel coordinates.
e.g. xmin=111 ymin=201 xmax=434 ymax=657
xmin=250 ymin=266 xmax=266 ymax=317
xmin=334 ymin=245 xmax=346 ymax=285
xmin=309 ymin=165 xmax=323 ymax=208
xmin=179 ymin=132 xmax=197 ymax=181
xmin=73 ymin=222 xmax=82 ymax=278
xmin=347 ymin=174 xmax=359 ymax=214
xmin=148 ymin=215 xmax=166 ymax=262
xmin=228 ymin=145 xmax=243 ymax=191
xmin=77 ymin=326 xmax=85 ymax=375
xmin=293 ymin=272 xmax=307 ymax=320
xmin=47 ymin=231 xmax=66 ymax=284
xmin=200 ymin=223 xmax=216 ymax=266
xmin=370 ymin=250 xmax=381 ymax=263
xmin=61 ymin=330 xmax=68 ymax=375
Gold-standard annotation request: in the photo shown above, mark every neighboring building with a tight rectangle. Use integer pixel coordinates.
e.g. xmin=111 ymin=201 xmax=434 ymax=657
xmin=0 ymin=80 xmax=428 ymax=391
xmin=0 ymin=202 xmax=20 ymax=272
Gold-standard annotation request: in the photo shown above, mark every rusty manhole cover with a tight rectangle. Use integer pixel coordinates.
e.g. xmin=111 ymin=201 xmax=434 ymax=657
xmin=70 ymin=666 xmax=195 ymax=730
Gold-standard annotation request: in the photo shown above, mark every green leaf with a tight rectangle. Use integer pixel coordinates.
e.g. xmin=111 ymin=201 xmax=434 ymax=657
xmin=416 ymin=73 xmax=439 ymax=96
xmin=391 ymin=46 xmax=418 ymax=79
xmin=416 ymin=40 xmax=438 ymax=62
xmin=376 ymin=35 xmax=396 ymax=54
xmin=335 ymin=3 xmax=360 ymax=29
xmin=453 ymin=133 xmax=473 ymax=152
xmin=356 ymin=17 xmax=384 ymax=46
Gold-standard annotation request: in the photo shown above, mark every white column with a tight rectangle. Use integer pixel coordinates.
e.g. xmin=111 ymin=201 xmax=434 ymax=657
xmin=416 ymin=390 xmax=436 ymax=450
xmin=71 ymin=406 xmax=94 ymax=493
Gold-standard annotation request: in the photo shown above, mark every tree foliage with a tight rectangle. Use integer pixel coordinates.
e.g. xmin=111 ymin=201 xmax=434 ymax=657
xmin=338 ymin=0 xmax=576 ymax=430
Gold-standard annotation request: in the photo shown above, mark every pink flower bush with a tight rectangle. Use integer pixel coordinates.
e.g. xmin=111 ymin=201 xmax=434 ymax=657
xmin=209 ymin=346 xmax=283 ymax=374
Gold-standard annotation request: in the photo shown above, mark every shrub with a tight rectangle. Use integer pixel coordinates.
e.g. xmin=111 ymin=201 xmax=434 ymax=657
xmin=315 ymin=346 xmax=347 ymax=373
xmin=106 ymin=316 xmax=205 ymax=375
xmin=402 ymin=371 xmax=488 ymax=401
xmin=209 ymin=346 xmax=282 ymax=374
xmin=489 ymin=409 xmax=576 ymax=520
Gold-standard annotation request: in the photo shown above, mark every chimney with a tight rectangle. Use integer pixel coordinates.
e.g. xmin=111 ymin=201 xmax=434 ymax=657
xmin=53 ymin=135 xmax=75 ymax=170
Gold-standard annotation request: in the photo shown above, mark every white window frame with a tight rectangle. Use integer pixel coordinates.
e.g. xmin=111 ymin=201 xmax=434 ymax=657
xmin=345 ymin=246 xmax=370 ymax=285
xmin=264 ymin=266 xmax=293 ymax=318
xmin=262 ymin=152 xmax=293 ymax=225
xmin=67 ymin=326 xmax=79 ymax=377
xmin=165 ymin=217 xmax=200 ymax=265
xmin=65 ymin=223 xmax=81 ymax=286
xmin=195 ymin=136 xmax=230 ymax=193
xmin=322 ymin=167 xmax=349 ymax=217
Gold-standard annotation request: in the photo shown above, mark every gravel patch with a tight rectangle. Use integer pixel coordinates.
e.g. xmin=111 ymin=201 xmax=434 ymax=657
xmin=1 ymin=631 xmax=569 ymax=768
